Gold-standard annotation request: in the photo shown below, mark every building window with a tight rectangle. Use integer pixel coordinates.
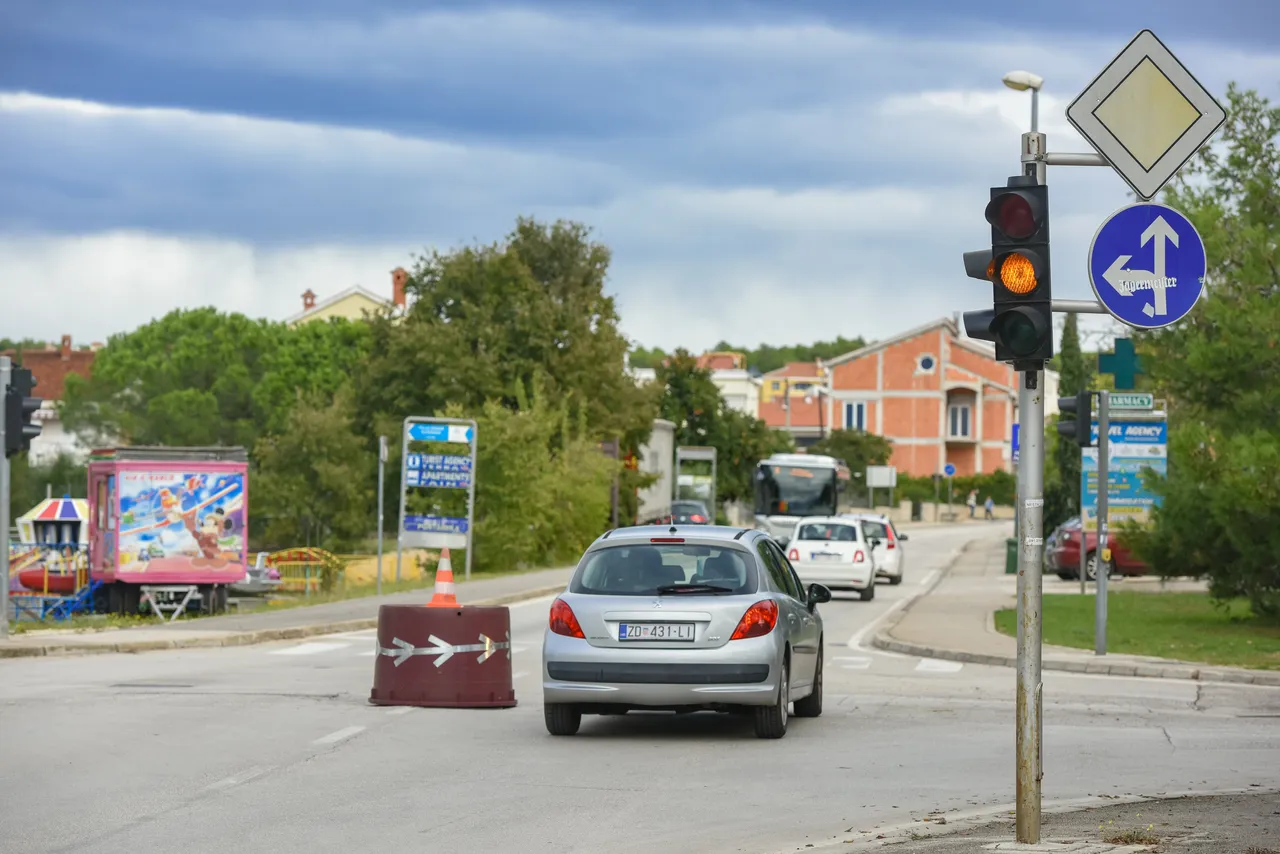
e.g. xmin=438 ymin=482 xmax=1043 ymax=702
xmin=793 ymin=382 xmax=813 ymax=392
xmin=844 ymin=402 xmax=866 ymax=432
xmin=917 ymin=354 xmax=937 ymax=374
xmin=948 ymin=403 xmax=972 ymax=438
xmin=771 ymin=381 xmax=780 ymax=391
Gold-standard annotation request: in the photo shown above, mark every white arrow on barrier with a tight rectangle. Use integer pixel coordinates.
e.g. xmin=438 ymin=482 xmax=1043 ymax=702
xmin=374 ymin=632 xmax=512 ymax=668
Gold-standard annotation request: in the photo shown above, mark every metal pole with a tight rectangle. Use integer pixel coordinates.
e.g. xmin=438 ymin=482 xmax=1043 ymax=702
xmin=376 ymin=436 xmax=387 ymax=596
xmin=1030 ymin=88 xmax=1039 ymax=133
xmin=1080 ymin=406 xmax=1089 ymax=595
xmin=396 ymin=421 xmax=408 ymax=583
xmin=1052 ymin=299 xmax=1110 ymax=315
xmin=1 ymin=356 xmax=10 ymax=640
xmin=1015 ymin=368 xmax=1046 ymax=843
xmin=1095 ymin=391 xmax=1110 ymax=655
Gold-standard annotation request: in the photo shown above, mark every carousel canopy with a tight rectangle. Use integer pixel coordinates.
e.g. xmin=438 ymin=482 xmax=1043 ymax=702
xmin=20 ymin=496 xmax=89 ymax=523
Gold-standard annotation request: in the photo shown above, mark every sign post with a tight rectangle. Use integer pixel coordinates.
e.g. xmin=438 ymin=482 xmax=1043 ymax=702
xmin=1094 ymin=392 xmax=1111 ymax=655
xmin=943 ymin=463 xmax=956 ymax=518
xmin=0 ymin=356 xmax=10 ymax=640
xmin=396 ymin=418 xmax=478 ymax=582
xmin=674 ymin=446 xmax=717 ymax=521
xmin=376 ymin=435 xmax=387 ymax=596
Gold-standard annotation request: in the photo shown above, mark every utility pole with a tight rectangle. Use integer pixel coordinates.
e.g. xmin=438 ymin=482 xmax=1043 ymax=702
xmin=1095 ymin=391 xmax=1110 ymax=655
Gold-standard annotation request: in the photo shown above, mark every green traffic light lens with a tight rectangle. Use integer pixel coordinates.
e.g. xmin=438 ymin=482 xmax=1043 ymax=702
xmin=995 ymin=312 xmax=1043 ymax=358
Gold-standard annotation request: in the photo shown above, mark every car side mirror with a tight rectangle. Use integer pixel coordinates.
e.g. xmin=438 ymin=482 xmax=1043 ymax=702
xmin=807 ymin=583 xmax=832 ymax=609
xmin=898 ymin=533 xmax=909 ymax=542
xmin=777 ymin=536 xmax=790 ymax=549
xmin=870 ymin=538 xmax=882 ymax=548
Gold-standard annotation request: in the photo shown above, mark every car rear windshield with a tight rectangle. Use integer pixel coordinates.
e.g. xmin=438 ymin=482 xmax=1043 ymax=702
xmin=571 ymin=544 xmax=758 ymax=596
xmin=671 ymin=501 xmax=708 ymax=513
xmin=795 ymin=522 xmax=859 ymax=542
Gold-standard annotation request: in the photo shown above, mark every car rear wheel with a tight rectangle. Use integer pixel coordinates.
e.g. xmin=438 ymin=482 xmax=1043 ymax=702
xmin=753 ymin=658 xmax=789 ymax=739
xmin=859 ymin=582 xmax=876 ymax=601
xmin=888 ymin=574 xmax=903 ymax=586
xmin=544 ymin=703 xmax=582 ymax=736
xmin=793 ymin=647 xmax=823 ymax=718
xmin=1085 ymin=552 xmax=1115 ymax=581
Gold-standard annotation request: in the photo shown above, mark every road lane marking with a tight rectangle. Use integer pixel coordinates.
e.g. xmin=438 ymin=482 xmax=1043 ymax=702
xmin=512 ymin=671 xmax=529 ymax=679
xmin=206 ymin=765 xmax=273 ymax=791
xmin=915 ymin=658 xmax=965 ymax=673
xmin=387 ymin=707 xmax=413 ymax=716
xmin=312 ymin=725 xmax=365 ymax=746
xmin=270 ymin=642 xmax=350 ymax=656
xmin=835 ymin=656 xmax=872 ymax=670
xmin=510 ymin=594 xmax=558 ymax=609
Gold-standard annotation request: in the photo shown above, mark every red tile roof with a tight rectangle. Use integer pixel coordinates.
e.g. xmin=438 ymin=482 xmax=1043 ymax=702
xmin=1 ymin=337 xmax=97 ymax=401
xmin=763 ymin=360 xmax=823 ymax=378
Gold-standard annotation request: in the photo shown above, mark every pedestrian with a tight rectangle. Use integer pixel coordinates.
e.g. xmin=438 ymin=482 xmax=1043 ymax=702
xmin=984 ymin=496 xmax=995 ymax=520
xmin=967 ymin=489 xmax=977 ymax=519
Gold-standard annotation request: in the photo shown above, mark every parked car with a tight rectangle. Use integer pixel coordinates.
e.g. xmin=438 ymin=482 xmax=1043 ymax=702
xmin=669 ymin=499 xmax=712 ymax=525
xmin=842 ymin=513 xmax=907 ymax=585
xmin=1046 ymin=518 xmax=1149 ymax=580
xmin=785 ymin=516 xmax=878 ymax=600
xmin=542 ymin=524 xmax=831 ymax=739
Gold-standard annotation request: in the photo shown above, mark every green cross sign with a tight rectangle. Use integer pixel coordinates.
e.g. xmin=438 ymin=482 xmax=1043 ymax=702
xmin=1097 ymin=337 xmax=1145 ymax=390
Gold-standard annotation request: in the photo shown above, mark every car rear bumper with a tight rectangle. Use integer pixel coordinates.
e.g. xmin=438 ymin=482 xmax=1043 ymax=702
xmin=542 ymin=633 xmax=781 ymax=707
xmin=793 ymin=560 xmax=874 ymax=590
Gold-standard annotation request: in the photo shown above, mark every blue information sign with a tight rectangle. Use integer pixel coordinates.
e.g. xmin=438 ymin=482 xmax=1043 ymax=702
xmin=407 ymin=470 xmax=472 ymax=489
xmin=406 ymin=453 xmax=472 ymax=473
xmin=404 ymin=515 xmax=469 ymax=535
xmin=1088 ymin=203 xmax=1206 ymax=329
xmin=1080 ymin=419 xmax=1167 ymax=533
xmin=407 ymin=423 xmax=474 ymax=443
xmin=943 ymin=463 xmax=956 ymax=477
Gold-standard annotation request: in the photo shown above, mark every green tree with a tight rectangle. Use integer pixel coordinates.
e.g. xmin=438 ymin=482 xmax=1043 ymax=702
xmin=1122 ymin=84 xmax=1280 ymax=618
xmin=253 ymin=391 xmax=374 ymax=550
xmin=354 ymin=217 xmax=654 ymax=446
xmin=630 ymin=335 xmax=869 ymax=376
xmin=60 ymin=308 xmax=278 ymax=448
xmin=1045 ymin=313 xmax=1091 ymax=528
xmin=809 ymin=429 xmax=894 ymax=479
xmin=255 ymin=318 xmax=374 ymax=434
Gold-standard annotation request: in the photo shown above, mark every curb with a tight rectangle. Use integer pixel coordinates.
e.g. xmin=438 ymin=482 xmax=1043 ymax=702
xmin=793 ymin=784 xmax=1280 ymax=852
xmin=868 ymin=564 xmax=1280 ymax=687
xmin=0 ymin=584 xmax=566 ymax=660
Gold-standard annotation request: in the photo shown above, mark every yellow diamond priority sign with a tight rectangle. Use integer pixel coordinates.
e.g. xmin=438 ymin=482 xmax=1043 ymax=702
xmin=1066 ymin=30 xmax=1226 ymax=200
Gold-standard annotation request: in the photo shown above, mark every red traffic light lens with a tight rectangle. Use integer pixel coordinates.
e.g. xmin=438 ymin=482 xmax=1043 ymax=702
xmin=993 ymin=194 xmax=1037 ymax=239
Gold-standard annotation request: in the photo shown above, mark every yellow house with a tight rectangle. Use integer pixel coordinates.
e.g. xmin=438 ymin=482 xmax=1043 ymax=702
xmin=759 ymin=360 xmax=826 ymax=404
xmin=285 ymin=268 xmax=408 ymax=327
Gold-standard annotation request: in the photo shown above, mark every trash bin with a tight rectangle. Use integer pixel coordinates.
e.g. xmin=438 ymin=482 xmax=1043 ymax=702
xmin=1005 ymin=538 xmax=1018 ymax=574
xmin=911 ymin=500 xmax=922 ymax=521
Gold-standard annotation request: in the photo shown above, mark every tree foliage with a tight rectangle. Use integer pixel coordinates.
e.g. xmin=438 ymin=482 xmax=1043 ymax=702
xmin=1045 ymin=313 xmax=1092 ymax=529
xmin=808 ymin=429 xmax=894 ymax=479
xmin=629 ymin=335 xmax=868 ymax=375
xmin=1122 ymin=84 xmax=1280 ymax=618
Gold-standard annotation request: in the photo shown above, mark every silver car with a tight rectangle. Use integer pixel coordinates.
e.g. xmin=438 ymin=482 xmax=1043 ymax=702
xmin=542 ymin=525 xmax=831 ymax=739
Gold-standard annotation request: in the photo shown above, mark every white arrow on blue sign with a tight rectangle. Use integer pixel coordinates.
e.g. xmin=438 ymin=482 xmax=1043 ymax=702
xmin=407 ymin=423 xmax=474 ymax=444
xmin=1088 ymin=203 xmax=1206 ymax=329
xmin=944 ymin=463 xmax=956 ymax=477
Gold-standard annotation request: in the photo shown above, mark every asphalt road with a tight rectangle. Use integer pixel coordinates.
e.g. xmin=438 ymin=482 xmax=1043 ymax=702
xmin=1 ymin=524 xmax=1277 ymax=854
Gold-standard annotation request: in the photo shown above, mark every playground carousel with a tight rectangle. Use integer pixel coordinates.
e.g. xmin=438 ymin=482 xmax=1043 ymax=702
xmin=8 ymin=495 xmax=97 ymax=620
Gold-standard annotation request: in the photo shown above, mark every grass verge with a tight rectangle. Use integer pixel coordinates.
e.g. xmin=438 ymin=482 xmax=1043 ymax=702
xmin=994 ymin=591 xmax=1280 ymax=670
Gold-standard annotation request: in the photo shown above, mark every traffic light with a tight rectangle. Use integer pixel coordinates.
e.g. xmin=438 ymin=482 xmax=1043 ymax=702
xmin=1056 ymin=390 xmax=1094 ymax=448
xmin=5 ymin=367 xmax=43 ymax=458
xmin=961 ymin=175 xmax=1053 ymax=372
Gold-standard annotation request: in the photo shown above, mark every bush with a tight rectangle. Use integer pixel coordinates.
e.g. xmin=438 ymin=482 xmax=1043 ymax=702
xmin=895 ymin=470 xmax=1016 ymax=507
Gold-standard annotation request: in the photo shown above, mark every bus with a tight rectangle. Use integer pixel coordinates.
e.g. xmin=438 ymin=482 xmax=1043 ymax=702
xmin=752 ymin=453 xmax=851 ymax=544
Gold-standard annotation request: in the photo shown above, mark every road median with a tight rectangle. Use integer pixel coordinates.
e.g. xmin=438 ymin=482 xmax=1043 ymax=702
xmin=869 ymin=537 xmax=1280 ymax=687
xmin=1 ymin=580 xmax=568 ymax=659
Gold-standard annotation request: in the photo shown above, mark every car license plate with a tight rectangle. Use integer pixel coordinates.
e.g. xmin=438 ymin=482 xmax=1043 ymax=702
xmin=810 ymin=552 xmax=842 ymax=561
xmin=618 ymin=622 xmax=695 ymax=641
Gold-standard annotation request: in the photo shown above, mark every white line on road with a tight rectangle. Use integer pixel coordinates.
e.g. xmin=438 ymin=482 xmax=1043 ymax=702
xmin=206 ymin=765 xmax=273 ymax=791
xmin=270 ymin=642 xmax=351 ymax=656
xmin=512 ymin=671 xmax=528 ymax=679
xmin=312 ymin=726 xmax=365 ymax=746
xmin=509 ymin=594 xmax=558 ymax=610
xmin=387 ymin=707 xmax=413 ymax=716
xmin=915 ymin=658 xmax=964 ymax=673
xmin=835 ymin=656 xmax=872 ymax=670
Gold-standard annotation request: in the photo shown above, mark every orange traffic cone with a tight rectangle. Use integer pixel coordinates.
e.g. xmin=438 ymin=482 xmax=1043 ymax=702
xmin=425 ymin=548 xmax=459 ymax=608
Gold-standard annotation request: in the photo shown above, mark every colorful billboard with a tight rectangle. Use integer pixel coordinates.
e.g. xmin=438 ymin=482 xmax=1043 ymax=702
xmin=117 ymin=470 xmax=247 ymax=579
xmin=1081 ymin=420 xmax=1167 ymax=532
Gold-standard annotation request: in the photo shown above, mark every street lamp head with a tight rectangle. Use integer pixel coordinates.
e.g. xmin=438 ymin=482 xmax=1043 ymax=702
xmin=1002 ymin=71 xmax=1044 ymax=92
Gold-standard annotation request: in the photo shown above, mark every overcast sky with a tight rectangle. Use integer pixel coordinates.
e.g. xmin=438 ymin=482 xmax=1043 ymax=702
xmin=2 ymin=0 xmax=1277 ymax=353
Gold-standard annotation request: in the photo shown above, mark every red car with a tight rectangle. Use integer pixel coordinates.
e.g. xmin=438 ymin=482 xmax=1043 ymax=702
xmin=1047 ymin=520 xmax=1150 ymax=580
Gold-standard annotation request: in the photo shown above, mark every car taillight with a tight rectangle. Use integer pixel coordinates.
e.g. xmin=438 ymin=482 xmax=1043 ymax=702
xmin=730 ymin=600 xmax=778 ymax=640
xmin=549 ymin=599 xmax=585 ymax=638
xmin=852 ymin=550 xmax=865 ymax=563
xmin=690 ymin=514 xmax=707 ymax=523
xmin=788 ymin=548 xmax=799 ymax=561
xmin=885 ymin=527 xmax=896 ymax=549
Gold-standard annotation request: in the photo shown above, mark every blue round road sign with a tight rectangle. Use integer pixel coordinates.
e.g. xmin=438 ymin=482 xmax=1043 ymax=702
xmin=1088 ymin=203 xmax=1206 ymax=330
xmin=944 ymin=463 xmax=956 ymax=477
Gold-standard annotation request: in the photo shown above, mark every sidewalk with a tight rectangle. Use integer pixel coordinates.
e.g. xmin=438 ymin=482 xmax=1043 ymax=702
xmin=812 ymin=789 xmax=1280 ymax=852
xmin=872 ymin=535 xmax=1280 ymax=688
xmin=0 ymin=565 xmax=573 ymax=659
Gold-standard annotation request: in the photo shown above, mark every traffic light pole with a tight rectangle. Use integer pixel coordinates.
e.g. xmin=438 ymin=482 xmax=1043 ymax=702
xmin=1014 ymin=368 xmax=1045 ymax=843
xmin=1 ymin=356 xmax=10 ymax=640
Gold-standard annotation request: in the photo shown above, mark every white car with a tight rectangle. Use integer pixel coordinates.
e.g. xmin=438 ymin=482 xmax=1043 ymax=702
xmin=784 ymin=516 xmax=878 ymax=601
xmin=842 ymin=513 xmax=907 ymax=585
